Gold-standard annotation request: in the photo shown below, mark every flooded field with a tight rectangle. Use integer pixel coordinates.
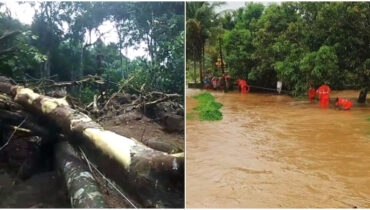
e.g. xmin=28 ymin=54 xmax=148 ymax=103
xmin=186 ymin=89 xmax=370 ymax=208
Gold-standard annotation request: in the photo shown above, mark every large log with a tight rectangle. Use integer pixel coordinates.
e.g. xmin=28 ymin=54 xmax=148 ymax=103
xmin=0 ymin=78 xmax=184 ymax=207
xmin=55 ymin=141 xmax=107 ymax=208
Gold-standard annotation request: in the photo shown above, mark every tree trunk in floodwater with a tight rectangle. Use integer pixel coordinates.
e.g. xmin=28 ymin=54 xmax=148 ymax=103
xmin=55 ymin=141 xmax=107 ymax=208
xmin=0 ymin=78 xmax=184 ymax=207
xmin=358 ymin=87 xmax=367 ymax=103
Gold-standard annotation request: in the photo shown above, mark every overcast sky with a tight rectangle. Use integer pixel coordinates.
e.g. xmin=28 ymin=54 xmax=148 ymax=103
xmin=215 ymin=1 xmax=278 ymax=13
xmin=0 ymin=2 xmax=148 ymax=60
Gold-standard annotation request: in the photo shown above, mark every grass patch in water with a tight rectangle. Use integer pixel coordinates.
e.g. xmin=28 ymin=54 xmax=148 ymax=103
xmin=186 ymin=112 xmax=196 ymax=120
xmin=192 ymin=93 xmax=223 ymax=121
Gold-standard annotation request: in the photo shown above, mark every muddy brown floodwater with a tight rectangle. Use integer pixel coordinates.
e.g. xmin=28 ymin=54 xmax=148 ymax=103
xmin=186 ymin=89 xmax=370 ymax=208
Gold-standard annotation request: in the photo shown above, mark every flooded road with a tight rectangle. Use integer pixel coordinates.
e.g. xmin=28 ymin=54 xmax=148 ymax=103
xmin=186 ymin=89 xmax=370 ymax=208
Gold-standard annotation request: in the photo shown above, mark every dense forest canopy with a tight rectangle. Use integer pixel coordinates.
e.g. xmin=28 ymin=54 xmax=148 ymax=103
xmin=0 ymin=2 xmax=184 ymax=98
xmin=186 ymin=2 xmax=369 ymax=96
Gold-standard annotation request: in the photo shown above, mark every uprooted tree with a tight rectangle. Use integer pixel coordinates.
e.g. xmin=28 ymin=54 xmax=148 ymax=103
xmin=0 ymin=76 xmax=184 ymax=207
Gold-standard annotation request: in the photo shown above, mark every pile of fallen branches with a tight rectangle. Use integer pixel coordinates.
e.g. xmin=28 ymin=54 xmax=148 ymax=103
xmin=65 ymin=76 xmax=185 ymax=133
xmin=0 ymin=76 xmax=184 ymax=208
xmin=16 ymin=74 xmax=105 ymax=88
xmin=100 ymin=90 xmax=181 ymax=114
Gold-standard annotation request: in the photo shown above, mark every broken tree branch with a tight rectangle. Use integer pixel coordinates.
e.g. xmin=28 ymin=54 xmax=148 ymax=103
xmin=103 ymin=76 xmax=134 ymax=110
xmin=0 ymin=117 xmax=27 ymax=151
xmin=0 ymin=31 xmax=21 ymax=43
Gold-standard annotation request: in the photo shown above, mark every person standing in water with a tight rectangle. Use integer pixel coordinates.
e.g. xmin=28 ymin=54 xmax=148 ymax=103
xmin=224 ymin=74 xmax=231 ymax=91
xmin=237 ymin=79 xmax=250 ymax=93
xmin=211 ymin=77 xmax=218 ymax=90
xmin=204 ymin=79 xmax=210 ymax=89
xmin=277 ymin=81 xmax=282 ymax=94
xmin=317 ymin=83 xmax=331 ymax=107
xmin=308 ymin=83 xmax=316 ymax=102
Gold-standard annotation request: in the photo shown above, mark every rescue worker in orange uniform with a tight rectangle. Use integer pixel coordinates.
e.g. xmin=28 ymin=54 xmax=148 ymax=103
xmin=237 ymin=79 xmax=250 ymax=93
xmin=316 ymin=84 xmax=331 ymax=107
xmin=335 ymin=97 xmax=353 ymax=110
xmin=308 ymin=84 xmax=316 ymax=102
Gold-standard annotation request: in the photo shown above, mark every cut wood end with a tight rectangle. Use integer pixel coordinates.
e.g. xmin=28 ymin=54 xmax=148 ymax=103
xmin=14 ymin=87 xmax=40 ymax=105
xmin=41 ymin=97 xmax=69 ymax=113
xmin=170 ymin=152 xmax=184 ymax=158
xmin=83 ymin=128 xmax=135 ymax=169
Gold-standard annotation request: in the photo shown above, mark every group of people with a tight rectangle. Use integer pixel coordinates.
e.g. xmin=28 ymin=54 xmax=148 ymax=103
xmin=204 ymin=74 xmax=231 ymax=90
xmin=204 ymin=75 xmax=250 ymax=93
xmin=204 ymin=76 xmax=354 ymax=110
xmin=309 ymin=84 xmax=353 ymax=110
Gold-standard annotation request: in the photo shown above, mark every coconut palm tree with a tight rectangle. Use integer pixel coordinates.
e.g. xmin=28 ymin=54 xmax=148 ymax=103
xmin=186 ymin=2 xmax=224 ymax=84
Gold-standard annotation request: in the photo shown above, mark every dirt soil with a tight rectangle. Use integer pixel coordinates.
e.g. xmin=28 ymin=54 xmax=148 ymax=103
xmin=0 ymin=169 xmax=69 ymax=208
xmin=91 ymin=167 xmax=137 ymax=208
xmin=0 ymin=130 xmax=69 ymax=208
xmin=98 ymin=112 xmax=184 ymax=153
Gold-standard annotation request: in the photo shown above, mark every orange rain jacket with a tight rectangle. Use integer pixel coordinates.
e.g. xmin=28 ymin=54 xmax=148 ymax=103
xmin=237 ymin=79 xmax=250 ymax=93
xmin=335 ymin=97 xmax=353 ymax=110
xmin=317 ymin=85 xmax=331 ymax=107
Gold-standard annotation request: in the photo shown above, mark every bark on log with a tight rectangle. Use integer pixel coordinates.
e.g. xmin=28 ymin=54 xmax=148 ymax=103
xmin=142 ymin=138 xmax=182 ymax=154
xmin=55 ymin=141 xmax=107 ymax=208
xmin=0 ymin=80 xmax=184 ymax=207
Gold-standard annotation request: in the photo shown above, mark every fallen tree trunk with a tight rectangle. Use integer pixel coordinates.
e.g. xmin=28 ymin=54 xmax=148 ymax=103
xmin=0 ymin=77 xmax=184 ymax=207
xmin=55 ymin=141 xmax=107 ymax=208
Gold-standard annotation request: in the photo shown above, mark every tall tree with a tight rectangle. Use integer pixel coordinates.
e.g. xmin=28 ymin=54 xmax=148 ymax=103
xmin=186 ymin=2 xmax=223 ymax=84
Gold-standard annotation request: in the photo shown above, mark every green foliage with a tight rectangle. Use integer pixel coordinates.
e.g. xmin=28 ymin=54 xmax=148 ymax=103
xmin=186 ymin=2 xmax=224 ymax=83
xmin=234 ymin=2 xmax=264 ymax=31
xmin=80 ymin=85 xmax=96 ymax=104
xmin=0 ymin=29 xmax=46 ymax=77
xmin=300 ymin=46 xmax=339 ymax=85
xmin=192 ymin=93 xmax=223 ymax=121
xmin=187 ymin=2 xmax=370 ymax=97
xmin=223 ymin=29 xmax=253 ymax=79
xmin=0 ymin=2 xmax=184 ymax=99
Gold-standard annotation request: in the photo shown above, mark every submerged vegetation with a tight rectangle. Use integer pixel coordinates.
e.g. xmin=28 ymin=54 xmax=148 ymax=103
xmin=186 ymin=2 xmax=369 ymax=98
xmin=190 ymin=93 xmax=223 ymax=121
